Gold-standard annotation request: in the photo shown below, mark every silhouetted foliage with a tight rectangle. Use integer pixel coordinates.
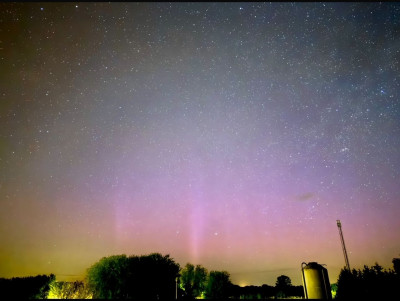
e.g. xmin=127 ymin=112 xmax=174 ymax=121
xmin=275 ymin=274 xmax=291 ymax=298
xmin=180 ymin=263 xmax=208 ymax=299
xmin=261 ymin=284 xmax=277 ymax=299
xmin=336 ymin=261 xmax=400 ymax=299
xmin=86 ymin=254 xmax=128 ymax=299
xmin=49 ymin=280 xmax=92 ymax=299
xmin=286 ymin=285 xmax=304 ymax=298
xmin=128 ymin=253 xmax=180 ymax=300
xmin=0 ymin=274 xmax=55 ymax=299
xmin=330 ymin=283 xmax=338 ymax=299
xmin=273 ymin=275 xmax=303 ymax=298
xmin=204 ymin=270 xmax=232 ymax=299
xmin=230 ymin=284 xmax=275 ymax=299
xmin=240 ymin=285 xmax=263 ymax=299
xmin=86 ymin=253 xmax=180 ymax=299
xmin=228 ymin=282 xmax=302 ymax=299
xmin=276 ymin=274 xmax=292 ymax=288
xmin=393 ymin=258 xmax=400 ymax=275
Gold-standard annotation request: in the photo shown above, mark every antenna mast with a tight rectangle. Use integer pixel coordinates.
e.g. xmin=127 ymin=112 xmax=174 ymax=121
xmin=336 ymin=220 xmax=350 ymax=271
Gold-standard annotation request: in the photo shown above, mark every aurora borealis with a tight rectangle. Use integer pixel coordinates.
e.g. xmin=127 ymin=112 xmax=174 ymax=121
xmin=1 ymin=2 xmax=399 ymax=286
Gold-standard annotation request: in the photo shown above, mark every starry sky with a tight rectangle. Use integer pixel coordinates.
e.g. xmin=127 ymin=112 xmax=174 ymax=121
xmin=1 ymin=2 xmax=399 ymax=286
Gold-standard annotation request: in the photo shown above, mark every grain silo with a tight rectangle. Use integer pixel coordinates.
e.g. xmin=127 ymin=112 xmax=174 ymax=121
xmin=301 ymin=262 xmax=332 ymax=299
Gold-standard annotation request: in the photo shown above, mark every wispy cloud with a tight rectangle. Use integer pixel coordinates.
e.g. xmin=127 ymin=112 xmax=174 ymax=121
xmin=295 ymin=193 xmax=315 ymax=202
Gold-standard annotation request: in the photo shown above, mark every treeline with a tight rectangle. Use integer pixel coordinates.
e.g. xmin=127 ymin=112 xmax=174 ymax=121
xmin=335 ymin=258 xmax=400 ymax=299
xmin=0 ymin=252 xmax=303 ymax=299
xmin=180 ymin=264 xmax=303 ymax=299
xmin=0 ymin=274 xmax=55 ymax=299
xmin=0 ymin=253 xmax=303 ymax=299
xmin=85 ymin=253 xmax=303 ymax=299
xmin=4 ymin=253 xmax=398 ymax=299
xmin=230 ymin=284 xmax=303 ymax=299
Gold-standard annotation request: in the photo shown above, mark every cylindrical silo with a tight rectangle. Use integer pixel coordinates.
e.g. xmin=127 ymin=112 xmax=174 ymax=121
xmin=301 ymin=262 xmax=332 ymax=299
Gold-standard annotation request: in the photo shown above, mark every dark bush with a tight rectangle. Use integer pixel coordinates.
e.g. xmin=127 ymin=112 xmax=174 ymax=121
xmin=336 ymin=261 xmax=400 ymax=299
xmin=0 ymin=274 xmax=55 ymax=299
xmin=86 ymin=253 xmax=180 ymax=299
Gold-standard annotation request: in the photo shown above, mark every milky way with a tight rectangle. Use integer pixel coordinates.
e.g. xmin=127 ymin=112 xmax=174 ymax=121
xmin=1 ymin=2 xmax=399 ymax=285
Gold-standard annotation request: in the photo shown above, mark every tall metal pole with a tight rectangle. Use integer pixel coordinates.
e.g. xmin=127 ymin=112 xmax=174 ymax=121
xmin=336 ymin=220 xmax=350 ymax=271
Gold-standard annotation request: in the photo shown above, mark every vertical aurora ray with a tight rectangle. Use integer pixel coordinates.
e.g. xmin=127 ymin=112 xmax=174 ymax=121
xmin=187 ymin=162 xmax=208 ymax=263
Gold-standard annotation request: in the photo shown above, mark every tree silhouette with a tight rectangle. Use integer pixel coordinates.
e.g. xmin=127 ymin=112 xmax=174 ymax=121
xmin=0 ymin=274 xmax=55 ymax=299
xmin=180 ymin=263 xmax=208 ymax=299
xmin=336 ymin=262 xmax=399 ymax=299
xmin=276 ymin=274 xmax=291 ymax=287
xmin=204 ymin=270 xmax=232 ymax=299
xmin=86 ymin=253 xmax=180 ymax=299
xmin=86 ymin=254 xmax=128 ymax=298
xmin=275 ymin=275 xmax=292 ymax=298
xmin=392 ymin=258 xmax=400 ymax=275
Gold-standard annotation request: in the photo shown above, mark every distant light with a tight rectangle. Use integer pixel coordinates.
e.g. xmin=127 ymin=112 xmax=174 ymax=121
xmin=76 ymin=5 xmax=78 ymax=8
xmin=40 ymin=7 xmax=44 ymax=11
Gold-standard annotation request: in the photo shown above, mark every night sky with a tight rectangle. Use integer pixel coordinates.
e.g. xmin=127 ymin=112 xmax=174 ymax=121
xmin=1 ymin=2 xmax=399 ymax=286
